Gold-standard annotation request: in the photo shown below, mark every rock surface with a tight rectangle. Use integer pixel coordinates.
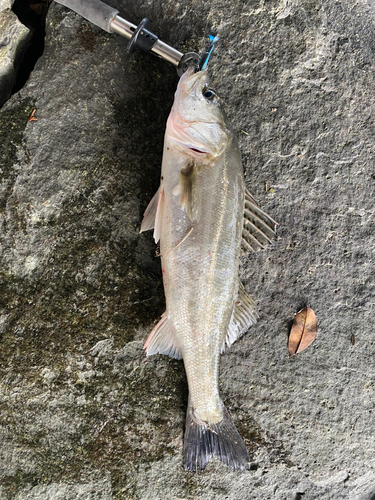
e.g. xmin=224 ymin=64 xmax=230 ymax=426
xmin=0 ymin=0 xmax=374 ymax=499
xmin=0 ymin=8 xmax=31 ymax=106
xmin=0 ymin=1 xmax=13 ymax=12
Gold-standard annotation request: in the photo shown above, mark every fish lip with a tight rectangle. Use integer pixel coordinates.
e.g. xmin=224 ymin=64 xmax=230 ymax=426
xmin=180 ymin=68 xmax=209 ymax=95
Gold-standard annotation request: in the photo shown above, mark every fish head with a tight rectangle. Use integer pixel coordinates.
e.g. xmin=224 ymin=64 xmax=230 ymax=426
xmin=166 ymin=68 xmax=231 ymax=159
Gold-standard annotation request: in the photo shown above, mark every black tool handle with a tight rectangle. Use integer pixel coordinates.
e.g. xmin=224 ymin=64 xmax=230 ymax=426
xmin=128 ymin=18 xmax=158 ymax=54
xmin=55 ymin=0 xmax=186 ymax=68
xmin=55 ymin=0 xmax=119 ymax=33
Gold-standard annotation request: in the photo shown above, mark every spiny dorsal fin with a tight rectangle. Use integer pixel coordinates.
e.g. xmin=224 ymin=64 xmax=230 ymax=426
xmin=242 ymin=187 xmax=277 ymax=253
xmin=221 ymin=282 xmax=259 ymax=352
xmin=177 ymin=161 xmax=200 ymax=222
xmin=245 ymin=187 xmax=257 ymax=205
xmin=144 ymin=312 xmax=182 ymax=360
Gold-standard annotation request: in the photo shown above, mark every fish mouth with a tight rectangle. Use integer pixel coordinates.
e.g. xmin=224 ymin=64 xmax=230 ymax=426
xmin=180 ymin=68 xmax=208 ymax=95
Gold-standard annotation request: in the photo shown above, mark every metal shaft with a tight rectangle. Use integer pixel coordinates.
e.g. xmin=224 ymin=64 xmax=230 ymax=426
xmin=151 ymin=39 xmax=183 ymax=67
xmin=110 ymin=15 xmax=136 ymax=39
xmin=110 ymin=15 xmax=183 ymax=67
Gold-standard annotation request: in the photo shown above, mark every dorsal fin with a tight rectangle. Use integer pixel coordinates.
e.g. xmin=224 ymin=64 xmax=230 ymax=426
xmin=221 ymin=282 xmax=259 ymax=352
xmin=245 ymin=187 xmax=257 ymax=205
xmin=144 ymin=312 xmax=182 ymax=360
xmin=242 ymin=187 xmax=277 ymax=253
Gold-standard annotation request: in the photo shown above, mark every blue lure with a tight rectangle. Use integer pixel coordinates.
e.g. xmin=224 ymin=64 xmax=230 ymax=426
xmin=198 ymin=34 xmax=219 ymax=70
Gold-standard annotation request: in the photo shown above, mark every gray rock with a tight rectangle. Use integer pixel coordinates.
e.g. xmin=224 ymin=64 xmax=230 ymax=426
xmin=0 ymin=0 xmax=374 ymax=499
xmin=0 ymin=9 xmax=31 ymax=106
xmin=13 ymin=476 xmax=112 ymax=500
xmin=0 ymin=1 xmax=13 ymax=13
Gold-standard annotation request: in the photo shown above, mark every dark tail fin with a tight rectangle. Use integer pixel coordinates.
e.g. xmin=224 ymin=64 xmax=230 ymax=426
xmin=184 ymin=403 xmax=250 ymax=472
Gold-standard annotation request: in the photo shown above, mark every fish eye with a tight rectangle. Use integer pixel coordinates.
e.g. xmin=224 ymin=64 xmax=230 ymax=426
xmin=203 ymin=88 xmax=216 ymax=101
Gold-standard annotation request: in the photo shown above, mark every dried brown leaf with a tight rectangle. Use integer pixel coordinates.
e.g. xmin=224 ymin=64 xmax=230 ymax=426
xmin=288 ymin=306 xmax=317 ymax=356
xmin=29 ymin=109 xmax=37 ymax=122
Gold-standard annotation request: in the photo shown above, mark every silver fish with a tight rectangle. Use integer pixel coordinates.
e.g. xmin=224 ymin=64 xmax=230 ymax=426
xmin=140 ymin=68 xmax=276 ymax=471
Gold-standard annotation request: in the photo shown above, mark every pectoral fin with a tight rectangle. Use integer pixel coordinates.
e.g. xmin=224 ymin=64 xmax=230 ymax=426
xmin=140 ymin=185 xmax=164 ymax=243
xmin=178 ymin=161 xmax=200 ymax=221
xmin=221 ymin=282 xmax=259 ymax=352
xmin=241 ymin=188 xmax=277 ymax=253
xmin=144 ymin=312 xmax=182 ymax=360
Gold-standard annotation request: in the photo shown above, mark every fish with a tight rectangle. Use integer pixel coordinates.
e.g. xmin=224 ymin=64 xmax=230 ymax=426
xmin=140 ymin=67 xmax=276 ymax=471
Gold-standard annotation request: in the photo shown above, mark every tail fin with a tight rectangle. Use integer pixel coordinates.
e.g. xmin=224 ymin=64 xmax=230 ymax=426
xmin=184 ymin=403 xmax=250 ymax=472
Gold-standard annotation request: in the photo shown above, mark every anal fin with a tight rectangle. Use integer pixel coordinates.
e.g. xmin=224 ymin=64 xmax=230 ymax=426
xmin=222 ymin=282 xmax=259 ymax=352
xmin=144 ymin=312 xmax=182 ymax=360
